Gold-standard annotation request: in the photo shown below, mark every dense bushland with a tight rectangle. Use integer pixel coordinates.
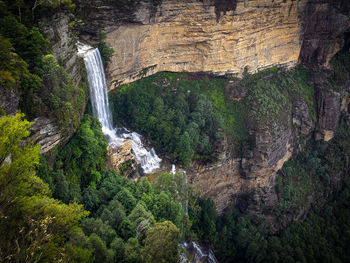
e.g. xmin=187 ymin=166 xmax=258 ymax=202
xmin=110 ymin=73 xmax=222 ymax=166
xmin=0 ymin=1 xmax=88 ymax=131
xmin=0 ymin=114 xmax=91 ymax=262
xmin=1 ymin=1 xmax=350 ymax=262
xmin=110 ymin=66 xmax=316 ymax=165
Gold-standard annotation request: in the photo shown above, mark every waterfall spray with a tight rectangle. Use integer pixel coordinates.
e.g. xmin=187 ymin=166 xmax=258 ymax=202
xmin=78 ymin=43 xmax=161 ymax=173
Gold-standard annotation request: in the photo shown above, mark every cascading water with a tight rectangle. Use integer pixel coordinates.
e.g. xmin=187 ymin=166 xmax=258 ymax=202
xmin=79 ymin=43 xmax=217 ymax=263
xmin=78 ymin=43 xmax=161 ymax=173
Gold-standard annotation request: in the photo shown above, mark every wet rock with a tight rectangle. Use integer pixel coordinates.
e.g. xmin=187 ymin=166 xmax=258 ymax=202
xmin=183 ymin=241 xmax=218 ymax=263
xmin=107 ymin=141 xmax=138 ymax=177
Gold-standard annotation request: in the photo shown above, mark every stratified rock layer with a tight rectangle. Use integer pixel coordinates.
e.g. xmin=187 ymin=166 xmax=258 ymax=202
xmin=105 ymin=0 xmax=305 ymax=87
xmin=29 ymin=117 xmax=62 ymax=154
xmin=78 ymin=0 xmax=350 ymax=215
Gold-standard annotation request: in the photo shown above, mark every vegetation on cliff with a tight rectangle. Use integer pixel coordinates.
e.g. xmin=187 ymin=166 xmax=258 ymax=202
xmin=0 ymin=0 xmax=88 ymax=132
xmin=191 ymin=117 xmax=350 ymax=263
xmin=1 ymin=1 xmax=350 ymax=262
xmin=34 ymin=109 xmax=191 ymax=262
xmin=110 ymin=73 xmax=222 ymax=165
xmin=110 ymin=66 xmax=316 ymax=165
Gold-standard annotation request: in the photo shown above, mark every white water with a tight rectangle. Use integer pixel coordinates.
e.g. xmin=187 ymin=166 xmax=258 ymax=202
xmin=171 ymin=164 xmax=176 ymax=175
xmin=78 ymin=43 xmax=161 ymax=173
xmin=182 ymin=241 xmax=218 ymax=263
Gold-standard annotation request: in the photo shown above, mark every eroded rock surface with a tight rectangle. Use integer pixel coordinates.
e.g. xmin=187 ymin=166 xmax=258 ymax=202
xmin=75 ymin=0 xmax=348 ymax=89
xmin=107 ymin=141 xmax=138 ymax=177
xmin=40 ymin=12 xmax=83 ymax=85
xmin=75 ymin=0 xmax=350 ymax=216
xmin=104 ymin=0 xmax=305 ymax=87
xmin=0 ymin=86 xmax=19 ymax=115
xmin=29 ymin=117 xmax=62 ymax=154
xmin=316 ymin=89 xmax=341 ymax=141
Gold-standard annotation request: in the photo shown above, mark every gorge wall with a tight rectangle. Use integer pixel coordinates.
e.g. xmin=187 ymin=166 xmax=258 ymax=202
xmin=80 ymin=0 xmax=350 ymax=89
xmin=105 ymin=0 xmax=305 ymax=87
xmin=77 ymin=0 xmax=350 ymax=216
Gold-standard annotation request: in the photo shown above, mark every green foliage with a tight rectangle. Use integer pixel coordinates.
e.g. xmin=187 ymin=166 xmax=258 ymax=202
xmin=39 ymin=54 xmax=87 ymax=130
xmin=83 ymin=218 xmax=117 ymax=245
xmin=114 ymin=187 xmax=137 ymax=214
xmin=142 ymin=221 xmax=181 ymax=263
xmin=264 ymin=178 xmax=350 ymax=263
xmin=0 ymin=35 xmax=42 ymax=116
xmin=0 ymin=15 xmax=49 ymax=71
xmin=275 ymin=116 xmax=350 ymax=219
xmin=98 ymin=34 xmax=114 ymax=68
xmin=112 ymin=68 xmax=316 ymax=162
xmin=124 ymin=237 xmax=142 ymax=263
xmin=0 ymin=113 xmax=90 ymax=262
xmin=192 ymin=117 xmax=350 ymax=263
xmin=57 ymin=114 xmax=108 ymax=189
xmin=72 ymin=170 xmax=189 ymax=262
xmin=0 ymin=12 xmax=87 ymax=128
xmin=87 ymin=233 xmax=114 ymax=263
xmin=110 ymin=73 xmax=221 ymax=165
xmin=236 ymin=66 xmax=316 ymax=124
xmin=275 ymin=147 xmax=325 ymax=217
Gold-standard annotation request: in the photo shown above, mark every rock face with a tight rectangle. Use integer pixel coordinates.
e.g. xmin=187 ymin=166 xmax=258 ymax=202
xmin=77 ymin=0 xmax=349 ymax=89
xmin=299 ymin=0 xmax=350 ymax=67
xmin=104 ymin=0 xmax=306 ymax=88
xmin=189 ymin=110 xmax=296 ymax=213
xmin=75 ymin=0 xmax=350 ymax=215
xmin=0 ymin=86 xmax=19 ymax=115
xmin=35 ymin=12 xmax=87 ymax=150
xmin=29 ymin=117 xmax=62 ymax=154
xmin=316 ymin=89 xmax=341 ymax=141
xmin=107 ymin=141 xmax=138 ymax=177
xmin=40 ymin=12 xmax=83 ymax=86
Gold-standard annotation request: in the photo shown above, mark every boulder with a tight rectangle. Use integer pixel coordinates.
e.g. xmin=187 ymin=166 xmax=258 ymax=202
xmin=107 ymin=141 xmax=138 ymax=177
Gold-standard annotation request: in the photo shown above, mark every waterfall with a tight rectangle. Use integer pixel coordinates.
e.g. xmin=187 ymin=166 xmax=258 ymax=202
xmin=181 ymin=242 xmax=219 ymax=263
xmin=78 ymin=43 xmax=161 ymax=173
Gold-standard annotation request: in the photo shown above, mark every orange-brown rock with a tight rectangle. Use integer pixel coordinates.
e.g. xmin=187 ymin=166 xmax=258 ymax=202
xmin=107 ymin=141 xmax=138 ymax=177
xmin=105 ymin=0 xmax=306 ymax=88
xmin=78 ymin=0 xmax=350 ymax=214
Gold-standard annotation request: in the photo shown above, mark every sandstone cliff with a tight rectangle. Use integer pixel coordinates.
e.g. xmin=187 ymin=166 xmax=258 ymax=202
xmin=78 ymin=0 xmax=349 ymax=89
xmin=104 ymin=0 xmax=305 ymax=87
xmin=75 ymin=0 xmax=350 ymax=215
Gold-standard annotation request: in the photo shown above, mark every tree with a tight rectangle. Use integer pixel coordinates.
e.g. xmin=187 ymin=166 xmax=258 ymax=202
xmin=176 ymin=131 xmax=194 ymax=166
xmin=124 ymin=237 xmax=141 ymax=263
xmin=151 ymin=191 xmax=184 ymax=228
xmin=32 ymin=0 xmax=75 ymax=18
xmin=101 ymin=199 xmax=126 ymax=230
xmin=142 ymin=221 xmax=180 ymax=263
xmin=114 ymin=187 xmax=137 ymax=213
xmin=52 ymin=169 xmax=70 ymax=203
xmin=119 ymin=218 xmax=136 ymax=240
xmin=110 ymin=237 xmax=125 ymax=262
xmin=82 ymin=218 xmax=117 ymax=245
xmin=0 ymin=113 xmax=89 ymax=261
xmin=58 ymin=115 xmax=107 ymax=186
xmin=87 ymin=233 xmax=114 ymax=263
